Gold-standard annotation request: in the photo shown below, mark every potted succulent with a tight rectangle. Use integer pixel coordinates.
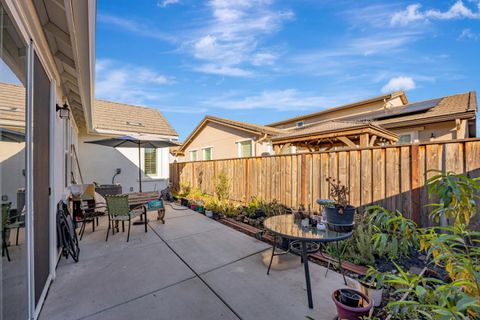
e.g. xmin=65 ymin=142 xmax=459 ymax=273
xmin=317 ymin=177 xmax=355 ymax=225
xmin=358 ymin=267 xmax=385 ymax=307
xmin=332 ymin=288 xmax=373 ymax=320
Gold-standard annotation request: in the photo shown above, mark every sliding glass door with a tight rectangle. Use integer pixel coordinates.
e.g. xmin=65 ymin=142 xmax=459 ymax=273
xmin=0 ymin=3 xmax=28 ymax=319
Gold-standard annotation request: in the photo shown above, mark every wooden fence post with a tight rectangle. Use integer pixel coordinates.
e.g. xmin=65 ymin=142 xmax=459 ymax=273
xmin=411 ymin=144 xmax=421 ymax=225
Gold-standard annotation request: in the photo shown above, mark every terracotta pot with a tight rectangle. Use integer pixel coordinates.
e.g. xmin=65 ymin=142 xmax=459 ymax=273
xmin=332 ymin=289 xmax=372 ymax=320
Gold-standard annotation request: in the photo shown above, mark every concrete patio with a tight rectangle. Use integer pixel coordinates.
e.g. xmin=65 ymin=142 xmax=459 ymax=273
xmin=40 ymin=205 xmax=350 ymax=320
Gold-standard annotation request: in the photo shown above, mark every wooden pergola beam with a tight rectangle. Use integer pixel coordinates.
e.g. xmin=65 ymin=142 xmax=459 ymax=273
xmin=360 ymin=133 xmax=369 ymax=147
xmin=338 ymin=136 xmax=356 ymax=148
xmin=369 ymin=135 xmax=377 ymax=146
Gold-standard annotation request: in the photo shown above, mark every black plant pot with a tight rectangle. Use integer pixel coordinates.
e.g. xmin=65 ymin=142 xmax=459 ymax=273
xmin=180 ymin=198 xmax=189 ymax=207
xmin=325 ymin=205 xmax=355 ymax=225
xmin=255 ymin=209 xmax=265 ymax=219
xmin=339 ymin=289 xmax=361 ymax=308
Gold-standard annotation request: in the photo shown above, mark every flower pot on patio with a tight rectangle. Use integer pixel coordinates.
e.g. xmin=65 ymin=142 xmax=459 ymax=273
xmin=358 ymin=282 xmax=383 ymax=307
xmin=180 ymin=198 xmax=189 ymax=207
xmin=196 ymin=205 xmax=205 ymax=213
xmin=332 ymin=289 xmax=372 ymax=320
xmin=325 ymin=205 xmax=355 ymax=225
xmin=254 ymin=208 xmax=265 ymax=219
xmin=206 ymin=210 xmax=213 ymax=218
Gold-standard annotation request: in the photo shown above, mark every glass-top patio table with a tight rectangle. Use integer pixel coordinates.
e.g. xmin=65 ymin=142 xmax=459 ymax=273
xmin=263 ymin=214 xmax=353 ymax=309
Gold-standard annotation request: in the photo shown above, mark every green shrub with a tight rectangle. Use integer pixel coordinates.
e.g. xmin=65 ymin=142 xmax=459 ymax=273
xmin=382 ymin=172 xmax=480 ymax=319
xmin=367 ymin=205 xmax=419 ymax=260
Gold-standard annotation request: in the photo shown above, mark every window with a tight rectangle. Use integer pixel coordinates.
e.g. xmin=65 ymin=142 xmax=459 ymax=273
xmin=144 ymin=148 xmax=157 ymax=175
xmin=203 ymin=147 xmax=212 ymax=161
xmin=190 ymin=150 xmax=198 ymax=161
xmin=296 ymin=121 xmax=305 ymax=128
xmin=398 ymin=134 xmax=412 ymax=144
xmin=397 ymin=131 xmax=418 ymax=144
xmin=238 ymin=140 xmax=253 ymax=157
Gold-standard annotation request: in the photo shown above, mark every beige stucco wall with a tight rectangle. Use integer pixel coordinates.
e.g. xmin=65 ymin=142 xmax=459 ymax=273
xmin=179 ymin=122 xmax=271 ymax=162
xmin=390 ymin=120 xmax=468 ymax=143
xmin=78 ymin=134 xmax=171 ymax=193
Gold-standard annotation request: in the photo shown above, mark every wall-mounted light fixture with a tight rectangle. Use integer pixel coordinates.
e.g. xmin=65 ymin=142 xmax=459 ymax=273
xmin=56 ymin=103 xmax=70 ymax=120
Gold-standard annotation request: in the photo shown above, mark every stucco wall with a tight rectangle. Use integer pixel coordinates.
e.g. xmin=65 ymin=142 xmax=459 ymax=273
xmin=78 ymin=134 xmax=170 ymax=193
xmin=0 ymin=141 xmax=25 ymax=209
xmin=180 ymin=122 xmax=271 ymax=161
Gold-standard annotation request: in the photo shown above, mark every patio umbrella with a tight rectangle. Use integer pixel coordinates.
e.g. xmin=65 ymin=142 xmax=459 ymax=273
xmin=85 ymin=135 xmax=180 ymax=192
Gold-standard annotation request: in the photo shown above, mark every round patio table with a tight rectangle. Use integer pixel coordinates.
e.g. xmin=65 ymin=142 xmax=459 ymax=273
xmin=263 ymin=214 xmax=353 ymax=309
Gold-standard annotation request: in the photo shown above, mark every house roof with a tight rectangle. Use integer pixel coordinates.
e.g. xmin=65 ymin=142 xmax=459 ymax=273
xmin=94 ymin=100 xmax=178 ymax=137
xmin=271 ymin=120 xmax=398 ymax=144
xmin=345 ymin=91 xmax=477 ymax=128
xmin=178 ymin=115 xmax=285 ymax=152
xmin=267 ymin=91 xmax=408 ymax=127
xmin=0 ymin=82 xmax=26 ymax=125
xmin=0 ymin=83 xmax=178 ymax=137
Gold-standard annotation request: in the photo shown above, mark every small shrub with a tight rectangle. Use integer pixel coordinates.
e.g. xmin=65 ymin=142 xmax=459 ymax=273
xmin=216 ymin=171 xmax=229 ymax=201
xmin=367 ymin=205 xmax=419 ymax=260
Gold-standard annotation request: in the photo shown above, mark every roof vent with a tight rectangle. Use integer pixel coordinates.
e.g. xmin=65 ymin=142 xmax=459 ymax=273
xmin=126 ymin=121 xmax=143 ymax=126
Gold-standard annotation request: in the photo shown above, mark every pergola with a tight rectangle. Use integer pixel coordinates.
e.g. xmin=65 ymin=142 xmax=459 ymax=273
xmin=271 ymin=121 xmax=398 ymax=154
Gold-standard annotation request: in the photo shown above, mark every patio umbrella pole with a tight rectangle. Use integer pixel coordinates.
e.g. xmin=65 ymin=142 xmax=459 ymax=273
xmin=138 ymin=143 xmax=142 ymax=192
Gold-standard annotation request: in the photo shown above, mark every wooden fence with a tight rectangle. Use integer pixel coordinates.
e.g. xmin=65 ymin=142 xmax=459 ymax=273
xmin=170 ymin=139 xmax=480 ymax=227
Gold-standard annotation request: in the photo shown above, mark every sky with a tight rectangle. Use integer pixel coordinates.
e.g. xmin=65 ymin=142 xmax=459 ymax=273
xmin=4 ymin=1 xmax=479 ymax=140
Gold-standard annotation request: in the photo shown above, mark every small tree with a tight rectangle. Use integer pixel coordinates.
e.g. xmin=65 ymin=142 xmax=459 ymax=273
xmin=216 ymin=171 xmax=229 ymax=201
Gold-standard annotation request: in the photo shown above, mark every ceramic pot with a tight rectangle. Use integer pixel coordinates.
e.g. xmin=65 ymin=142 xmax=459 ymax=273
xmin=358 ymin=282 xmax=383 ymax=307
xmin=325 ymin=205 xmax=355 ymax=225
xmin=332 ymin=289 xmax=372 ymax=320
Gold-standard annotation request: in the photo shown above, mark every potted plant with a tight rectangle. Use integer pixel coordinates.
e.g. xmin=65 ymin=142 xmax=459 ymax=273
xmin=317 ymin=177 xmax=355 ymax=225
xmin=358 ymin=267 xmax=385 ymax=307
xmin=332 ymin=288 xmax=372 ymax=320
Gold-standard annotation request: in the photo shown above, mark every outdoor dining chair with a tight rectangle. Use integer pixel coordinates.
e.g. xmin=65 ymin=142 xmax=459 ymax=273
xmin=105 ymin=194 xmax=146 ymax=242
xmin=2 ymin=203 xmax=26 ymax=262
xmin=2 ymin=203 xmax=11 ymax=261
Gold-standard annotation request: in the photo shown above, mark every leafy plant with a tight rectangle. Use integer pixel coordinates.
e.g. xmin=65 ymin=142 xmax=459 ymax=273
xmin=381 ymin=173 xmax=480 ymax=320
xmin=342 ymin=223 xmax=376 ymax=266
xmin=326 ymin=177 xmax=350 ymax=210
xmin=216 ymin=171 xmax=229 ymax=201
xmin=367 ymin=205 xmax=419 ymax=260
xmin=362 ymin=266 xmax=386 ymax=290
xmin=427 ymin=171 xmax=480 ymax=227
xmin=176 ymin=181 xmax=191 ymax=198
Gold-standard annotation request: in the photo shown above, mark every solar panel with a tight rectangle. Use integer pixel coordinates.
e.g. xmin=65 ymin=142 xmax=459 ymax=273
xmin=347 ymin=98 xmax=442 ymax=121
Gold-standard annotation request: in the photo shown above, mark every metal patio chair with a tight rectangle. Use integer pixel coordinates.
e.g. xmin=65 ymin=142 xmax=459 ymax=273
xmin=105 ymin=194 xmax=146 ymax=242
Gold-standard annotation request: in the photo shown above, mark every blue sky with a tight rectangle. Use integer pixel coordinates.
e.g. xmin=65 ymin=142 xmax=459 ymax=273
xmin=69 ymin=1 xmax=480 ymax=138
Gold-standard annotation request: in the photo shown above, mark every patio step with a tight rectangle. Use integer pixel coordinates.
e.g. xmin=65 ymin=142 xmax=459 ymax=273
xmin=219 ymin=217 xmax=367 ymax=276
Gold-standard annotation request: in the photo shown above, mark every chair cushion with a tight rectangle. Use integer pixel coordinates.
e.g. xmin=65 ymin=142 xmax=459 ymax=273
xmin=147 ymin=200 xmax=164 ymax=210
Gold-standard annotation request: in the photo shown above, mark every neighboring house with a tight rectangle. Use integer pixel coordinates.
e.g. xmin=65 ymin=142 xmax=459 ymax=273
xmin=176 ymin=91 xmax=477 ymax=161
xmin=0 ymin=1 xmax=95 ymax=319
xmin=268 ymin=91 xmax=477 ymax=146
xmin=1 ymin=85 xmax=178 ymax=195
xmin=79 ymin=100 xmax=178 ymax=193
xmin=174 ymin=116 xmax=283 ymax=161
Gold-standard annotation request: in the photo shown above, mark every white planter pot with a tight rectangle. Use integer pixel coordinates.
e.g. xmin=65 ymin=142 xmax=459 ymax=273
xmin=359 ymin=284 xmax=383 ymax=307
xmin=206 ymin=211 xmax=213 ymax=218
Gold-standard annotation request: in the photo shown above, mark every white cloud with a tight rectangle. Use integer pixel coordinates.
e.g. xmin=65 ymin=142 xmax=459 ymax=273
xmin=157 ymin=0 xmax=179 ymax=8
xmin=97 ymin=13 xmax=174 ymax=42
xmin=194 ymin=64 xmax=253 ymax=77
xmin=381 ymin=76 xmax=416 ymax=93
xmin=185 ymin=0 xmax=293 ymax=76
xmin=95 ymin=59 xmax=175 ymax=106
xmin=204 ymin=89 xmax=367 ymax=111
xmin=459 ymin=28 xmax=479 ymax=40
xmin=391 ymin=1 xmax=480 ymax=26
